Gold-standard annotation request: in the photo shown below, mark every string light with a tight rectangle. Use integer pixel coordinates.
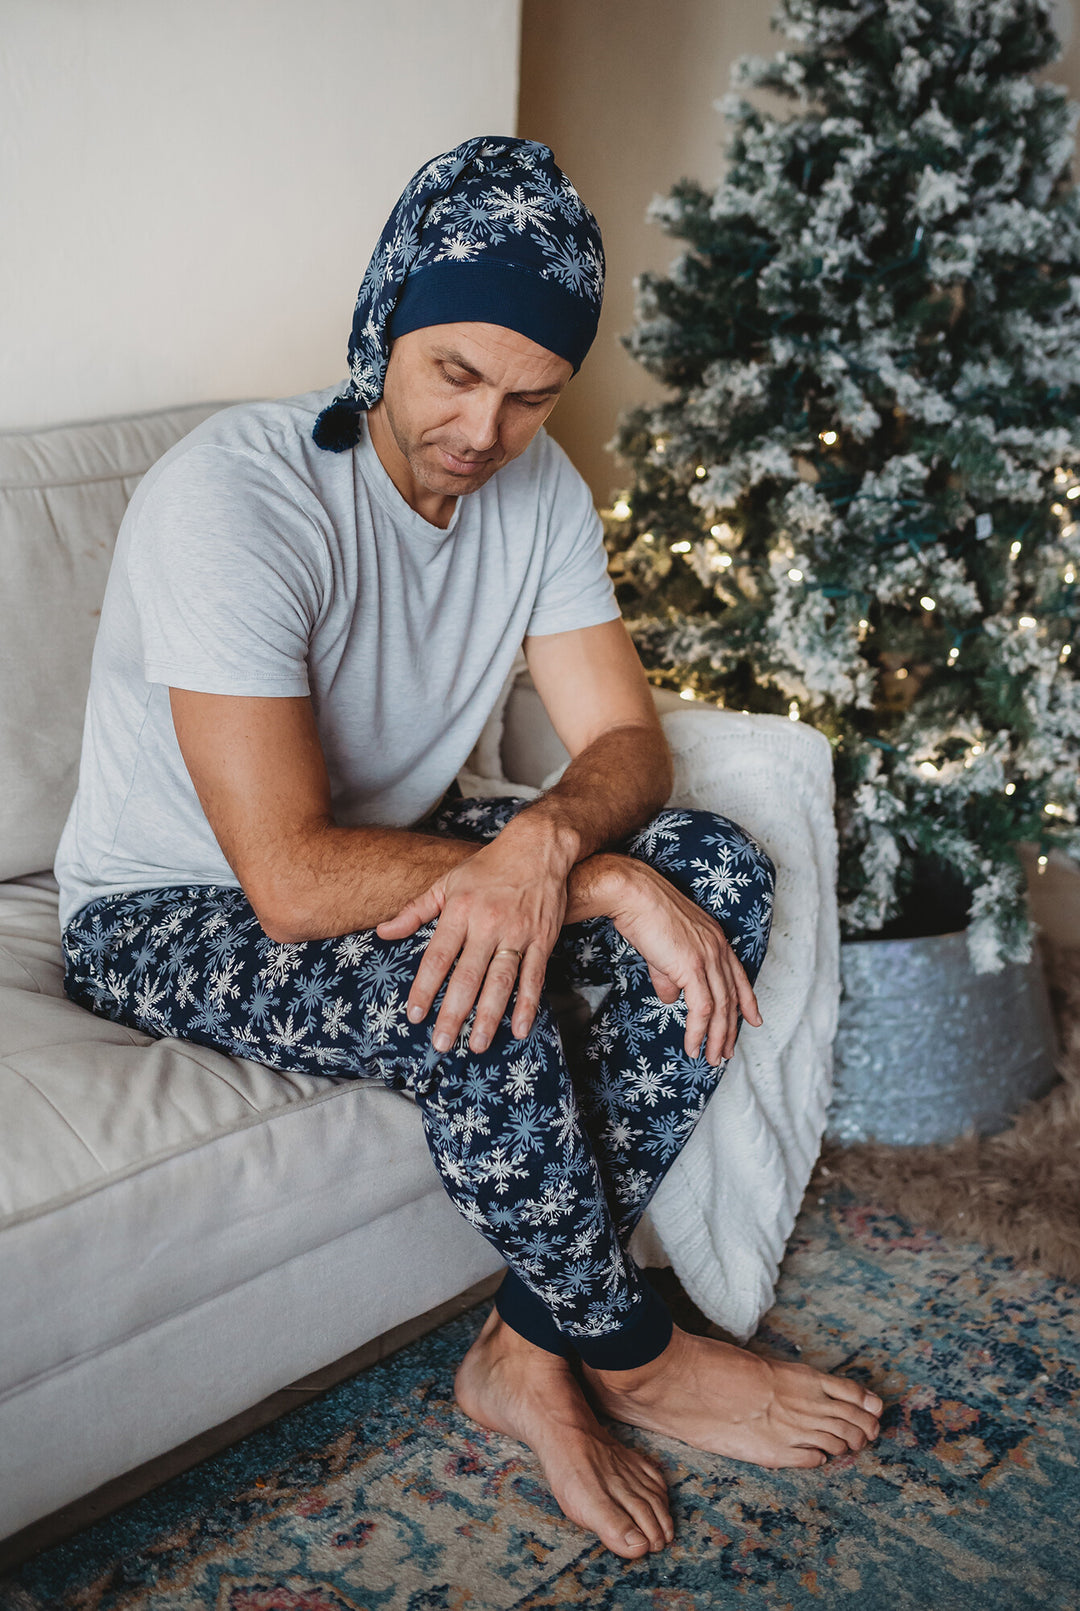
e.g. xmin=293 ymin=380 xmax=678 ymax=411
xmin=948 ymin=646 xmax=960 ymax=663
xmin=1044 ymin=802 xmax=1065 ymax=817
xmin=788 ymin=567 xmax=804 ymax=581
xmin=1037 ymin=854 xmax=1049 ymax=872
xmin=1062 ymin=644 xmax=1073 ymax=660
xmin=654 ymin=437 xmax=668 ymax=454
xmin=1010 ymin=540 xmax=1022 ymax=557
xmin=671 ymin=540 xmax=692 ymax=553
xmin=819 ymin=430 xmax=838 ymax=446
xmin=1067 ymin=487 xmax=1080 ymax=501
xmin=1018 ymin=615 xmax=1038 ymax=629
xmin=1052 ymin=503 xmax=1066 ymax=517
xmin=1065 ymin=568 xmax=1076 ymax=584
xmin=920 ymin=595 xmax=936 ymax=610
xmin=1005 ymin=782 xmax=1016 ymax=795
xmin=971 ymin=742 xmax=983 ymax=754
xmin=641 ymin=531 xmax=655 ymax=544
xmin=710 ymin=523 xmax=733 ymax=540
xmin=679 ymin=688 xmax=695 ymax=701
xmin=918 ymin=760 xmax=939 ymax=777
xmin=611 ymin=499 xmax=631 ymax=520
xmin=895 ymin=667 xmax=909 ymax=680
xmin=1054 ymin=467 xmax=1070 ymax=485
xmin=859 ymin=618 xmax=869 ymax=630
xmin=695 ymin=465 xmax=707 ymax=478
xmin=788 ymin=700 xmax=800 ymax=721
xmin=717 ymin=552 xmax=733 ymax=567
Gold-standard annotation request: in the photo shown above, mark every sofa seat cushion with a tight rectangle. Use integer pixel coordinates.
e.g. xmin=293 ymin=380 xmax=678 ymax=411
xmin=0 ymin=879 xmax=445 ymax=1401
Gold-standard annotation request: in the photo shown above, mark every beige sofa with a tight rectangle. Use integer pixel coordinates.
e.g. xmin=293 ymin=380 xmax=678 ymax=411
xmin=0 ymin=404 xmax=839 ymax=1542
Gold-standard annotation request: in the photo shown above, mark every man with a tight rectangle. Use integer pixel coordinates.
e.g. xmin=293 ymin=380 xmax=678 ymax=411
xmin=57 ymin=137 xmax=882 ymax=1559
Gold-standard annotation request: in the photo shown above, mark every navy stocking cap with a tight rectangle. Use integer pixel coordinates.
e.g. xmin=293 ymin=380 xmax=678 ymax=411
xmin=312 ymin=136 xmax=605 ymax=452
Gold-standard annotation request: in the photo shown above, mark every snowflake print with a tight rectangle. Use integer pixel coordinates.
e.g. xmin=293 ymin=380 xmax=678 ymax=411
xmin=434 ymin=233 xmax=487 ymax=263
xmin=625 ymin=1056 xmax=677 ymax=1108
xmin=488 ymin=183 xmax=553 ymax=233
xmin=259 ymin=942 xmax=305 ymax=987
xmin=689 ymin=850 xmax=753 ymax=909
xmin=739 ymin=898 xmax=774 ymax=966
xmin=333 ymin=932 xmax=373 ymax=968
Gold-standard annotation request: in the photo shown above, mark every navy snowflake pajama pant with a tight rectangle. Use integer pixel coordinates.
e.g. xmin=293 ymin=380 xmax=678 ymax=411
xmin=62 ymin=798 xmax=775 ymax=1370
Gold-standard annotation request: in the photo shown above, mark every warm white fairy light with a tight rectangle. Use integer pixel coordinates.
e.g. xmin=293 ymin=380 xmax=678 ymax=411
xmin=1052 ymin=503 xmax=1066 ymax=517
xmin=788 ymin=700 xmax=800 ymax=721
xmin=710 ymin=523 xmax=733 ymax=540
xmin=1010 ymin=540 xmax=1022 ymax=557
xmin=948 ymin=646 xmax=960 ymax=662
xmin=717 ymin=552 xmax=733 ymax=567
xmin=1018 ymin=615 xmax=1038 ymax=629
xmin=680 ymin=687 xmax=695 ymax=701
xmin=1044 ymin=801 xmax=1065 ymax=817
xmin=895 ymin=667 xmax=909 ymax=680
xmin=671 ymin=540 xmax=692 ymax=553
xmin=641 ymin=531 xmax=655 ymax=544
xmin=1065 ymin=568 xmax=1076 ymax=584
xmin=1066 ymin=487 xmax=1080 ymax=501
xmin=788 ymin=567 xmax=804 ymax=581
xmin=611 ymin=499 xmax=631 ymax=520
xmin=1055 ymin=467 xmax=1070 ymax=485
xmin=1037 ymin=854 xmax=1049 ymax=871
xmin=695 ymin=465 xmax=707 ymax=478
xmin=859 ymin=618 xmax=869 ymax=630
xmin=1005 ymin=782 xmax=1016 ymax=795
xmin=918 ymin=760 xmax=939 ymax=777
xmin=971 ymin=742 xmax=984 ymax=754
xmin=1062 ymin=643 xmax=1073 ymax=660
xmin=920 ymin=595 xmax=936 ymax=610
xmin=819 ymin=429 xmax=838 ymax=446
xmin=654 ymin=437 xmax=668 ymax=454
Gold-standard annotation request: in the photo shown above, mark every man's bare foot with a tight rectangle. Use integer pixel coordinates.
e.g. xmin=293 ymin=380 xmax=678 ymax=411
xmin=454 ymin=1309 xmax=674 ymax=1559
xmin=582 ymin=1325 xmax=884 ymax=1469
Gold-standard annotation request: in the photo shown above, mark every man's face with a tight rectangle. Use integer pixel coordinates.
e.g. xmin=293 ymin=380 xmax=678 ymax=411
xmin=376 ymin=322 xmax=573 ymax=500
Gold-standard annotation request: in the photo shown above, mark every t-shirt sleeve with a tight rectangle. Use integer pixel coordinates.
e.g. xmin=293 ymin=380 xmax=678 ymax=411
xmin=524 ymin=436 xmax=621 ymax=638
xmin=126 ymin=445 xmax=327 ymax=697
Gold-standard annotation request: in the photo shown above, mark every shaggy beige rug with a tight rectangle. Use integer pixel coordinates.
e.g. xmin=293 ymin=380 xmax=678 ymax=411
xmin=813 ymin=939 xmax=1080 ymax=1283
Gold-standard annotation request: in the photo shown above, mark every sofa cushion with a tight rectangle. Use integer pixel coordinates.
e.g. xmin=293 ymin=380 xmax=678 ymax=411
xmin=0 ymin=406 xmax=227 ymax=881
xmin=0 ymin=878 xmax=447 ymax=1403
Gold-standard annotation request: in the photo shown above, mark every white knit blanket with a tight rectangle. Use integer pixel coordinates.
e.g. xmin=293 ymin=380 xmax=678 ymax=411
xmin=461 ymin=702 xmax=840 ymax=1343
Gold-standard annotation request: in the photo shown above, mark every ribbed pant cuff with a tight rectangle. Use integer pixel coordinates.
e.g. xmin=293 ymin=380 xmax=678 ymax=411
xmin=494 ymin=1268 xmax=674 ymax=1370
xmin=573 ymin=1281 xmax=674 ymax=1371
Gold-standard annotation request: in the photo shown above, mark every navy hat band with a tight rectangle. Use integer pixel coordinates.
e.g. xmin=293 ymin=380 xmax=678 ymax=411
xmin=387 ymin=259 xmax=600 ymax=373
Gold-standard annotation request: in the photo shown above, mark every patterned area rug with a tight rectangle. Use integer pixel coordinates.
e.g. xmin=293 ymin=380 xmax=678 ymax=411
xmin=3 ymin=1191 xmax=1078 ymax=1611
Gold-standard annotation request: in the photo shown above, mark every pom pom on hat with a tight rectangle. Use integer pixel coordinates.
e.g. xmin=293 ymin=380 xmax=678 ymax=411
xmin=312 ymin=396 xmax=363 ymax=452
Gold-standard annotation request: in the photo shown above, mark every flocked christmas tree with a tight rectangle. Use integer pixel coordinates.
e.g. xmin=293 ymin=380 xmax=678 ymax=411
xmin=607 ymin=0 xmax=1080 ymax=971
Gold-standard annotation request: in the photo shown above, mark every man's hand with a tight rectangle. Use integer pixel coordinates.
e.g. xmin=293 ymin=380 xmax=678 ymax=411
xmin=603 ymin=858 xmax=762 ymax=1067
xmin=377 ymin=814 xmax=575 ymax=1052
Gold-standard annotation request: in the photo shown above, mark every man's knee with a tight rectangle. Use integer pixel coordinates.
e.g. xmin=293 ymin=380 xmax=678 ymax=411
xmin=631 ymin=807 xmax=775 ymax=888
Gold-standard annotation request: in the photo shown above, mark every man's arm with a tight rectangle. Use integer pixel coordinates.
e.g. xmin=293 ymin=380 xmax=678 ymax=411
xmin=170 ymin=620 xmax=760 ymax=1067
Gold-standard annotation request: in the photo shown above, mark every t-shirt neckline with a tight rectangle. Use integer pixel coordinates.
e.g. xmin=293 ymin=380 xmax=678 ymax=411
xmin=355 ymin=413 xmax=463 ymax=544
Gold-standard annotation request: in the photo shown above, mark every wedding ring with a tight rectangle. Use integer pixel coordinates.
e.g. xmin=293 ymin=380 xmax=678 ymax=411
xmin=493 ymin=947 xmax=523 ymax=962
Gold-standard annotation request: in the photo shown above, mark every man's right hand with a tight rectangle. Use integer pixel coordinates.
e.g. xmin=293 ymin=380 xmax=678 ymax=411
xmin=600 ymin=858 xmax=762 ymax=1067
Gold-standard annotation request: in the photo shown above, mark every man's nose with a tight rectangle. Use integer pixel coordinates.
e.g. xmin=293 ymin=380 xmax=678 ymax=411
xmin=460 ymin=390 xmax=501 ymax=452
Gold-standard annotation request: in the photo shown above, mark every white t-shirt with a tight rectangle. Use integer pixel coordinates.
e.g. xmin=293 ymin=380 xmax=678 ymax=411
xmin=55 ymin=385 xmax=619 ymax=929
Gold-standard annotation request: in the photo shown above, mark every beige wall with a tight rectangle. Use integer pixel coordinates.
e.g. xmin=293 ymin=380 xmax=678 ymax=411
xmin=520 ymin=0 xmax=1080 ymax=505
xmin=0 ymin=0 xmax=521 ymax=430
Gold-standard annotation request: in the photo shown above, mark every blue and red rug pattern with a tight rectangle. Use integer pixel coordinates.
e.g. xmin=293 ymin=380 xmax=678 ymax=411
xmin=3 ymin=1192 xmax=1078 ymax=1610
